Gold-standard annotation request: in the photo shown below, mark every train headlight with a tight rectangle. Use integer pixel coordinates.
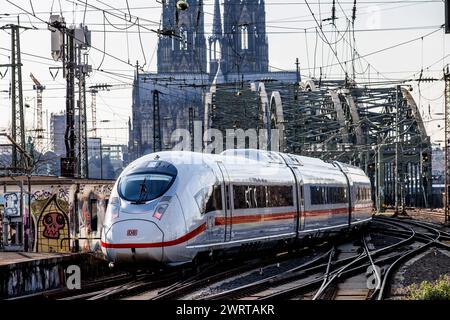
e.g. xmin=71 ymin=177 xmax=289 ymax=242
xmin=109 ymin=196 xmax=121 ymax=220
xmin=153 ymin=204 xmax=168 ymax=220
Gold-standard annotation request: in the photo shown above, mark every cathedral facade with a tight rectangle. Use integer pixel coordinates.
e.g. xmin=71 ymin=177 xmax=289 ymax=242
xmin=128 ymin=0 xmax=297 ymax=160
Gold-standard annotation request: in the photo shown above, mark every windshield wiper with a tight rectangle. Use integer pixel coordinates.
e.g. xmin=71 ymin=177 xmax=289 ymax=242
xmin=132 ymin=177 xmax=149 ymax=205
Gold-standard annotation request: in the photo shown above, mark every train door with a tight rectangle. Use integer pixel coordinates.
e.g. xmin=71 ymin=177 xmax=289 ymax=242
xmin=333 ymin=162 xmax=353 ymax=227
xmin=291 ymin=166 xmax=305 ymax=233
xmin=216 ymin=162 xmax=232 ymax=242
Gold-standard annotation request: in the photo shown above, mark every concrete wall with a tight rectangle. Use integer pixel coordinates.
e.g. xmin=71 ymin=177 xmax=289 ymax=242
xmin=0 ymin=253 xmax=111 ymax=298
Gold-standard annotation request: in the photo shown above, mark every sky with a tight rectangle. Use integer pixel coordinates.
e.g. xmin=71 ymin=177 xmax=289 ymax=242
xmin=0 ymin=0 xmax=447 ymax=150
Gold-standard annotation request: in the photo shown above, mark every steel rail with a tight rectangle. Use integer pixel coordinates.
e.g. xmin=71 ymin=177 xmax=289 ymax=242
xmin=373 ymin=216 xmax=446 ymax=300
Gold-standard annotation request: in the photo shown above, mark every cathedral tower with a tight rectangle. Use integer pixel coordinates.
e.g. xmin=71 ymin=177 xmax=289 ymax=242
xmin=157 ymin=0 xmax=207 ymax=73
xmin=221 ymin=0 xmax=269 ymax=75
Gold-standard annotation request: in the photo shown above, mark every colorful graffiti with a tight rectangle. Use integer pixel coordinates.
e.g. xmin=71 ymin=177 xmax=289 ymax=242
xmin=36 ymin=195 xmax=70 ymax=253
xmin=1 ymin=181 xmax=112 ymax=253
xmin=4 ymin=193 xmax=19 ymax=217
xmin=77 ymin=184 xmax=111 ymax=252
xmin=32 ymin=186 xmax=69 ymax=202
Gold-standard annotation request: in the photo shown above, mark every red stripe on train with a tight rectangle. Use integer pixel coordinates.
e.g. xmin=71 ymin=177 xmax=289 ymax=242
xmin=101 ymin=223 xmax=206 ymax=249
xmin=102 ymin=206 xmax=372 ymax=249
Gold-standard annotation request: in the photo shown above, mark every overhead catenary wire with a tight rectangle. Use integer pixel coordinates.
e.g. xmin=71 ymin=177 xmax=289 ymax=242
xmin=1 ymin=0 xmax=446 ymax=147
xmin=5 ymin=0 xmax=147 ymax=72
xmin=304 ymin=0 xmax=352 ymax=79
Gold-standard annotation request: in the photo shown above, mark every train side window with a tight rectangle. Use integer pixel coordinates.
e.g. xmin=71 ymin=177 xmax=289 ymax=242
xmin=249 ymin=186 xmax=258 ymax=208
xmin=233 ymin=185 xmax=247 ymax=209
xmin=205 ymin=185 xmax=223 ymax=213
xmin=245 ymin=186 xmax=255 ymax=209
xmin=332 ymin=187 xmax=347 ymax=203
xmin=268 ymin=185 xmax=293 ymax=207
xmin=235 ymin=185 xmax=293 ymax=209
xmin=311 ymin=186 xmax=347 ymax=205
xmin=282 ymin=186 xmax=294 ymax=206
xmin=327 ymin=187 xmax=334 ymax=203
xmin=234 ymin=185 xmax=257 ymax=209
xmin=323 ymin=187 xmax=327 ymax=203
xmin=195 ymin=185 xmax=223 ymax=214
xmin=256 ymin=186 xmax=267 ymax=208
xmin=310 ymin=186 xmax=324 ymax=205
xmin=268 ymin=186 xmax=282 ymax=207
xmin=266 ymin=186 xmax=272 ymax=206
xmin=322 ymin=187 xmax=347 ymax=204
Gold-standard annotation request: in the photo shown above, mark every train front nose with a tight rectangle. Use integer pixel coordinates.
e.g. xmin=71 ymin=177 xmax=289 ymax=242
xmin=102 ymin=220 xmax=164 ymax=263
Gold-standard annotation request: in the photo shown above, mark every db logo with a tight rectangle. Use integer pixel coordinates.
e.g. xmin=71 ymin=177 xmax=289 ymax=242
xmin=127 ymin=229 xmax=138 ymax=237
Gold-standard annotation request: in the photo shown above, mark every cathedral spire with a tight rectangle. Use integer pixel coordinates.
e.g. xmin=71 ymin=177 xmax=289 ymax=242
xmin=209 ymin=0 xmax=223 ymax=78
xmin=212 ymin=0 xmax=222 ymax=37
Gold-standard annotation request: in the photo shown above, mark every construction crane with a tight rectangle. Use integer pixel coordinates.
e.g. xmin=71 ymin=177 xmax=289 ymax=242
xmin=30 ymin=73 xmax=46 ymax=151
xmin=88 ymin=84 xmax=112 ymax=138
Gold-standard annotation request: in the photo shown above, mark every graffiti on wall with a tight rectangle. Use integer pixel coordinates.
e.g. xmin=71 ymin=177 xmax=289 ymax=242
xmin=77 ymin=184 xmax=111 ymax=252
xmin=4 ymin=193 xmax=20 ymax=217
xmin=33 ymin=187 xmax=69 ymax=203
xmin=30 ymin=185 xmax=71 ymax=253
xmin=36 ymin=194 xmax=70 ymax=253
xmin=1 ymin=182 xmax=111 ymax=253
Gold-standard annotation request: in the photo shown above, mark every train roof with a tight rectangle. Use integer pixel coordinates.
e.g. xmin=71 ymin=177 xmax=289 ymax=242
xmin=125 ymin=150 xmax=367 ymax=178
xmin=221 ymin=149 xmax=285 ymax=164
xmin=222 ymin=149 xmax=338 ymax=169
xmin=221 ymin=149 xmax=368 ymax=178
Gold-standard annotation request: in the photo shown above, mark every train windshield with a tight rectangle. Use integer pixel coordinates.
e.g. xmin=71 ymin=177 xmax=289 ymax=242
xmin=119 ymin=173 xmax=174 ymax=204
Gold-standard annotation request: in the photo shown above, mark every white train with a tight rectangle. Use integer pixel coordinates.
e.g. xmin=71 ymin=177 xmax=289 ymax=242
xmin=101 ymin=150 xmax=372 ymax=265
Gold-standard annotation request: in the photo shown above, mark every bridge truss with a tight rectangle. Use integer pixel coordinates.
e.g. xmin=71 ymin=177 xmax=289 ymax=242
xmin=205 ymin=80 xmax=432 ymax=210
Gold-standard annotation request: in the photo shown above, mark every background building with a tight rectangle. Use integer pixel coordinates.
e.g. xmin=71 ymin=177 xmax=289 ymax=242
xmin=129 ymin=0 xmax=298 ymax=161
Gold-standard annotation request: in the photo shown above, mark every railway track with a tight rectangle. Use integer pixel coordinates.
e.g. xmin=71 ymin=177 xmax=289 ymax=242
xmin=127 ymin=240 xmax=338 ymax=300
xmin=157 ymin=217 xmax=448 ymax=301
xmin=14 ymin=216 xmax=448 ymax=301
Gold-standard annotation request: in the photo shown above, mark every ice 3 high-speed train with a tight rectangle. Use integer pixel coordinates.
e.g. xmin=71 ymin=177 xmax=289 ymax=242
xmin=101 ymin=150 xmax=372 ymax=265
